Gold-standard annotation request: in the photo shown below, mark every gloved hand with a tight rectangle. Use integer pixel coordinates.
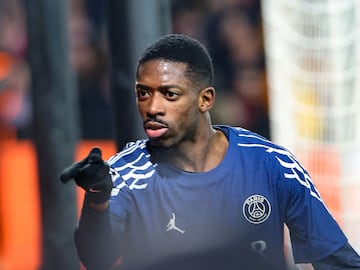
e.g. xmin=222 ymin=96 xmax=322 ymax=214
xmin=60 ymin=147 xmax=113 ymax=204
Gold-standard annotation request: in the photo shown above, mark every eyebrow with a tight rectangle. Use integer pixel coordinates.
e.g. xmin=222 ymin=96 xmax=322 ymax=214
xmin=135 ymin=83 xmax=186 ymax=92
xmin=135 ymin=83 xmax=148 ymax=90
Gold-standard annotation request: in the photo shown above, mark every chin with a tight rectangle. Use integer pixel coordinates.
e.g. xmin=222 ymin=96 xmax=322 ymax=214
xmin=148 ymin=138 xmax=174 ymax=150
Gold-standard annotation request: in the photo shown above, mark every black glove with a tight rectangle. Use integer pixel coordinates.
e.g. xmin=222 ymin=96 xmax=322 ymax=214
xmin=60 ymin=147 xmax=113 ymax=204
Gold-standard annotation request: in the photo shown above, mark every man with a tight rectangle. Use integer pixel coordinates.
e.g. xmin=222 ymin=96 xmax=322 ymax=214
xmin=61 ymin=34 xmax=360 ymax=270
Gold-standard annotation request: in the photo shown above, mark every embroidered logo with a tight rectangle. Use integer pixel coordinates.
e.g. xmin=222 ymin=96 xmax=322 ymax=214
xmin=243 ymin=195 xmax=271 ymax=224
xmin=165 ymin=213 xmax=185 ymax=234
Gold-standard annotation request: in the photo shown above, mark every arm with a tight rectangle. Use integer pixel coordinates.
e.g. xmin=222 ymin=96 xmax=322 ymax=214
xmin=74 ymin=196 xmax=122 ymax=270
xmin=60 ymin=147 xmax=120 ymax=269
xmin=272 ymin=149 xmax=350 ymax=264
xmin=312 ymin=242 xmax=360 ymax=270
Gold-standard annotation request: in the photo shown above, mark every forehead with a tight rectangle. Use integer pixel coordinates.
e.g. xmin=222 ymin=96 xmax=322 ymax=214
xmin=137 ymin=59 xmax=188 ymax=83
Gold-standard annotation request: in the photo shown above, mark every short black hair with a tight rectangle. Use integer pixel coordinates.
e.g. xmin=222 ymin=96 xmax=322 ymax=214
xmin=136 ymin=34 xmax=214 ymax=88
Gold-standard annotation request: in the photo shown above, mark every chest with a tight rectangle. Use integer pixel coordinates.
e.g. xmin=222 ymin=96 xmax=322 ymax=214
xmin=124 ymin=167 xmax=283 ymax=252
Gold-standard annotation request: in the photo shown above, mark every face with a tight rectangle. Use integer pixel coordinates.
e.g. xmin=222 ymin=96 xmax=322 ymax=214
xmin=135 ymin=59 xmax=202 ymax=148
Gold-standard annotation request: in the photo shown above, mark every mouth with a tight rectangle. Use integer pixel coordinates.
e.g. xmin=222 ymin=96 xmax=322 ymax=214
xmin=144 ymin=120 xmax=168 ymax=139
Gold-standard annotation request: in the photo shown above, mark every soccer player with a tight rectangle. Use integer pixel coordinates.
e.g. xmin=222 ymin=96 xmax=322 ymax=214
xmin=61 ymin=34 xmax=360 ymax=270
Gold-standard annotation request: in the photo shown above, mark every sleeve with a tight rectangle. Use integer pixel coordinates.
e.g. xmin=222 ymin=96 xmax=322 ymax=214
xmin=312 ymin=242 xmax=360 ymax=269
xmin=74 ymin=195 xmax=124 ymax=270
xmin=275 ymin=153 xmax=348 ymax=263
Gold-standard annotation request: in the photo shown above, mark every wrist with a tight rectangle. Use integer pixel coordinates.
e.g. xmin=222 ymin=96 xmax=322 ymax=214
xmin=84 ymin=192 xmax=110 ymax=211
xmin=86 ymin=188 xmax=112 ymax=204
xmin=88 ymin=200 xmax=109 ymax=212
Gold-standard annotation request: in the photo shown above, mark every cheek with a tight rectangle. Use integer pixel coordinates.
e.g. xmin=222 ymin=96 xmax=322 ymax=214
xmin=173 ymin=104 xmax=199 ymax=129
xmin=137 ymin=101 xmax=147 ymax=117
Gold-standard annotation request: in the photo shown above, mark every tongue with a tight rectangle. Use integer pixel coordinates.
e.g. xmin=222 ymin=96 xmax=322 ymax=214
xmin=146 ymin=128 xmax=167 ymax=138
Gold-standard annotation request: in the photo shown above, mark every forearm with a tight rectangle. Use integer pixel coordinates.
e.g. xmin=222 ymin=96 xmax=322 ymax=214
xmin=75 ymin=196 xmax=121 ymax=270
xmin=312 ymin=242 xmax=360 ymax=270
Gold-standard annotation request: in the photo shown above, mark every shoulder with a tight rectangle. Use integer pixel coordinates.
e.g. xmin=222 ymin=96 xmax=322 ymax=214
xmin=107 ymin=139 xmax=149 ymax=166
xmin=218 ymin=125 xmax=292 ymax=159
xmin=106 ymin=139 xmax=156 ymax=192
xmin=220 ymin=126 xmax=317 ymax=190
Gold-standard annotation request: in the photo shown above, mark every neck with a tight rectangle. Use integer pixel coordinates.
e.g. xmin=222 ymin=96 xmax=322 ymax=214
xmin=151 ymin=127 xmax=228 ymax=172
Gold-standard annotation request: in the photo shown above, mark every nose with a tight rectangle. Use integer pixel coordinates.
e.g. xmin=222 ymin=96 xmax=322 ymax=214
xmin=146 ymin=92 xmax=165 ymax=116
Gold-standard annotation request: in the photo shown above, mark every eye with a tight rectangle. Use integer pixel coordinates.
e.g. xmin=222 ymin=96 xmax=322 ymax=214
xmin=164 ymin=90 xmax=180 ymax=101
xmin=136 ymin=89 xmax=151 ymax=100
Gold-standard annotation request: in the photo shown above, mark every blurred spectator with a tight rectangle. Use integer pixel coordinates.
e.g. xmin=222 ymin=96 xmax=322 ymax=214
xmin=217 ymin=9 xmax=264 ymax=68
xmin=232 ymin=65 xmax=269 ymax=138
xmin=204 ymin=6 xmax=264 ymax=91
xmin=210 ymin=64 xmax=269 ymax=138
xmin=69 ymin=8 xmax=113 ymax=139
xmin=0 ymin=50 xmax=32 ymax=139
xmin=0 ymin=0 xmax=31 ymax=139
xmin=0 ymin=0 xmax=27 ymax=57
xmin=84 ymin=0 xmax=107 ymax=45
xmin=76 ymin=44 xmax=112 ymax=139
xmin=171 ymin=0 xmax=208 ymax=42
xmin=188 ymin=0 xmax=270 ymax=138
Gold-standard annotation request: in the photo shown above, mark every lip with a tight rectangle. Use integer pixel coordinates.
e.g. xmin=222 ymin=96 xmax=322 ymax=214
xmin=144 ymin=120 xmax=167 ymax=130
xmin=144 ymin=120 xmax=168 ymax=139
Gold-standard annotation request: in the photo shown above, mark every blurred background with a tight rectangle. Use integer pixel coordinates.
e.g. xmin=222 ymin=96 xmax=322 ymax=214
xmin=0 ymin=0 xmax=269 ymax=142
xmin=0 ymin=0 xmax=359 ymax=269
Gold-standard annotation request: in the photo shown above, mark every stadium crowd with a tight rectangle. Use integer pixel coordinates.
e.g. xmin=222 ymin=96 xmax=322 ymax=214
xmin=0 ymin=0 xmax=269 ymax=140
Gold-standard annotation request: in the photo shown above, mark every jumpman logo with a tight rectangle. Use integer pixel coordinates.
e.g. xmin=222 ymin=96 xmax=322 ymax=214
xmin=165 ymin=213 xmax=185 ymax=234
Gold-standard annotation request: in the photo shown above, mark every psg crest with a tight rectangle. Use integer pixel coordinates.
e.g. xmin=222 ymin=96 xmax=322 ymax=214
xmin=243 ymin=195 xmax=271 ymax=224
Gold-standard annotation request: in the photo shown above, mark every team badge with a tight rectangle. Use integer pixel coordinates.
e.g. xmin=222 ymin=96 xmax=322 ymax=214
xmin=243 ymin=195 xmax=271 ymax=224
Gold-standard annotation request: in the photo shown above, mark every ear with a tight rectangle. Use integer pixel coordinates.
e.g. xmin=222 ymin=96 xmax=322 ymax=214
xmin=198 ymin=87 xmax=215 ymax=112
